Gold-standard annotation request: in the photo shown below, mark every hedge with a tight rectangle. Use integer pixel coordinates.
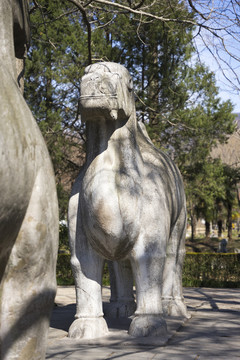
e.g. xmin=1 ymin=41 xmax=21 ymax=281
xmin=182 ymin=252 xmax=240 ymax=288
xmin=56 ymin=253 xmax=240 ymax=288
xmin=56 ymin=253 xmax=74 ymax=285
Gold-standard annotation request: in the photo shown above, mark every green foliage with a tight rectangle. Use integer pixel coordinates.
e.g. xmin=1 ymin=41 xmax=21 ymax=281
xmin=57 ymin=253 xmax=240 ymax=287
xmin=59 ymin=221 xmax=69 ymax=252
xmin=222 ymin=165 xmax=240 ymax=205
xmin=183 ymin=253 xmax=240 ymax=288
xmin=56 ymin=254 xmax=109 ymax=286
xmin=56 ymin=254 xmax=74 ymax=285
xmin=216 ymin=164 xmax=240 ymax=239
xmin=104 ymin=0 xmax=195 ymax=127
xmin=102 ymin=262 xmax=110 ymax=286
xmin=25 ymin=0 xmax=89 ymax=216
xmin=57 ymin=184 xmax=69 ymax=220
xmin=185 ymin=158 xmax=226 ymax=223
xmin=25 ymin=0 xmax=237 ymax=227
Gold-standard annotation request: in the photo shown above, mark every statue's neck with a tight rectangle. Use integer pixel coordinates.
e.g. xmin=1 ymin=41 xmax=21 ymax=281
xmin=85 ymin=114 xmax=138 ymax=165
xmin=0 ymin=1 xmax=17 ymax=78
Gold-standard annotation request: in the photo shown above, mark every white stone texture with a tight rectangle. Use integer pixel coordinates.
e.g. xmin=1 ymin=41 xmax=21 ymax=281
xmin=68 ymin=62 xmax=188 ymax=340
xmin=0 ymin=1 xmax=59 ymax=359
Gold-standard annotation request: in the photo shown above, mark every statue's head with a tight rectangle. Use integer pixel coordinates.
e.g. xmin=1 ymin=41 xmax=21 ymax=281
xmin=80 ymin=62 xmax=135 ymax=122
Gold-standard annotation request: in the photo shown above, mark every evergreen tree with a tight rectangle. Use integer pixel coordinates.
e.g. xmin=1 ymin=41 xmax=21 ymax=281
xmin=184 ymin=158 xmax=226 ymax=240
xmin=219 ymin=165 xmax=240 ymax=241
xmin=90 ymin=1 xmax=235 ymax=167
xmin=25 ymin=0 xmax=237 ymax=227
xmin=25 ymin=0 xmax=111 ymax=218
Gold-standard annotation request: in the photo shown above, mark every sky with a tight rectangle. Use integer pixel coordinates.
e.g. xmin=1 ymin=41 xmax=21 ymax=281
xmin=192 ymin=3 xmax=240 ymax=114
xmin=203 ymin=53 xmax=240 ymax=114
xmin=194 ymin=36 xmax=240 ymax=114
xmin=218 ymin=90 xmax=240 ymax=114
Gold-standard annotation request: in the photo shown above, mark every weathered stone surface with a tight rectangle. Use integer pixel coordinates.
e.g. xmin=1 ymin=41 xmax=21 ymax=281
xmin=0 ymin=1 xmax=58 ymax=359
xmin=68 ymin=62 xmax=188 ymax=340
xmin=106 ymin=260 xmax=136 ymax=318
xmin=68 ymin=318 xmax=109 ymax=340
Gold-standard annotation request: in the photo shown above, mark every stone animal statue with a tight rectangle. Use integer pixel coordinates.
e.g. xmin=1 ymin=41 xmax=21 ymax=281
xmin=0 ymin=1 xmax=58 ymax=359
xmin=68 ymin=62 xmax=188 ymax=339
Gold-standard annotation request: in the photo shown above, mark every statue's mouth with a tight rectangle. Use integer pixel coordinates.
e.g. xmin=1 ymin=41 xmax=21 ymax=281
xmin=80 ymin=94 xmax=118 ymax=100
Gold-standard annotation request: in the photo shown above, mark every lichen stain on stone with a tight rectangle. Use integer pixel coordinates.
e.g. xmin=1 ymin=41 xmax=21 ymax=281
xmin=19 ymin=337 xmax=42 ymax=360
xmin=36 ymin=223 xmax=47 ymax=240
xmin=14 ymin=258 xmax=26 ymax=272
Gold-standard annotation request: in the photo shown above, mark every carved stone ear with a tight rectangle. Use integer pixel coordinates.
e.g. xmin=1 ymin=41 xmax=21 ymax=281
xmin=128 ymin=78 xmax=133 ymax=92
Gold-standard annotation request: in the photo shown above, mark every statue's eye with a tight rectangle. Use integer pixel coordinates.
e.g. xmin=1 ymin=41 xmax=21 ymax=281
xmin=128 ymin=78 xmax=133 ymax=91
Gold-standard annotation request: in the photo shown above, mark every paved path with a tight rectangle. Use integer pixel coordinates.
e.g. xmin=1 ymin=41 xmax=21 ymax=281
xmin=47 ymin=287 xmax=240 ymax=359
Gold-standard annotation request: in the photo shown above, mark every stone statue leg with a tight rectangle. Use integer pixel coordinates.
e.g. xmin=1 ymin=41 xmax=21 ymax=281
xmin=68 ymin=192 xmax=108 ymax=340
xmin=0 ymin=169 xmax=58 ymax=360
xmin=105 ymin=260 xmax=136 ymax=318
xmin=162 ymin=209 xmax=189 ymax=318
xmin=128 ymin=236 xmax=168 ymax=337
xmin=68 ymin=244 xmax=108 ymax=339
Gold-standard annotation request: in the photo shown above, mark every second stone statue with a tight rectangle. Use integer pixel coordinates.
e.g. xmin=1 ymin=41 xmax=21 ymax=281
xmin=68 ymin=62 xmax=188 ymax=340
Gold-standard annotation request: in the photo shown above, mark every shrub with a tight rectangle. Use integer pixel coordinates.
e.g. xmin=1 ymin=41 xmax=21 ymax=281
xmin=183 ymin=252 xmax=240 ymax=288
xmin=56 ymin=255 xmax=110 ymax=286
xmin=56 ymin=254 xmax=74 ymax=285
xmin=56 ymin=253 xmax=240 ymax=288
xmin=59 ymin=222 xmax=69 ymax=252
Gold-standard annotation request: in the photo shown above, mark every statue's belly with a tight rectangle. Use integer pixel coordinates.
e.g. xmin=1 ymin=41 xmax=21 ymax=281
xmin=0 ymin=68 xmax=41 ymax=232
xmin=0 ymin=69 xmax=51 ymax=247
xmin=81 ymin=167 xmax=142 ymax=260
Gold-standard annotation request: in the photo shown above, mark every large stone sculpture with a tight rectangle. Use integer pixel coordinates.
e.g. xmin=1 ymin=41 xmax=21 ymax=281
xmin=0 ymin=1 xmax=58 ymax=359
xmin=68 ymin=62 xmax=188 ymax=339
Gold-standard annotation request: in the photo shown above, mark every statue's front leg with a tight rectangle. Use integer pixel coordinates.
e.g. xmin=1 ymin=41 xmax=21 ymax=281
xmin=68 ymin=217 xmax=108 ymax=339
xmin=128 ymin=236 xmax=168 ymax=338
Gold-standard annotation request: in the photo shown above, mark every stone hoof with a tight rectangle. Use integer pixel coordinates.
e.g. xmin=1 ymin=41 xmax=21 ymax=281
xmin=168 ymin=299 xmax=190 ymax=318
xmin=104 ymin=300 xmax=136 ymax=318
xmin=128 ymin=315 xmax=167 ymax=337
xmin=68 ymin=317 xmax=109 ymax=339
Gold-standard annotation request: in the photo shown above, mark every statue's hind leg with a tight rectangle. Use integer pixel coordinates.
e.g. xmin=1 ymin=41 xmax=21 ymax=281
xmin=68 ymin=193 xmax=108 ymax=339
xmin=105 ymin=260 xmax=136 ymax=318
xmin=162 ymin=208 xmax=189 ymax=318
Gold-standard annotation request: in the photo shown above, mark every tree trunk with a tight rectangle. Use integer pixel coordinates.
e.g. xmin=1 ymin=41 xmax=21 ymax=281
xmin=227 ymin=203 xmax=232 ymax=241
xmin=217 ymin=219 xmax=223 ymax=238
xmin=191 ymin=214 xmax=197 ymax=241
xmin=205 ymin=221 xmax=210 ymax=238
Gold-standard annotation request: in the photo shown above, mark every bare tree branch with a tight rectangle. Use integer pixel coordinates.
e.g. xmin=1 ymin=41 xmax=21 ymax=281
xmin=187 ymin=0 xmax=208 ymax=21
xmin=67 ymin=0 xmax=92 ymax=64
xmin=61 ymin=0 xmax=240 ymax=94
